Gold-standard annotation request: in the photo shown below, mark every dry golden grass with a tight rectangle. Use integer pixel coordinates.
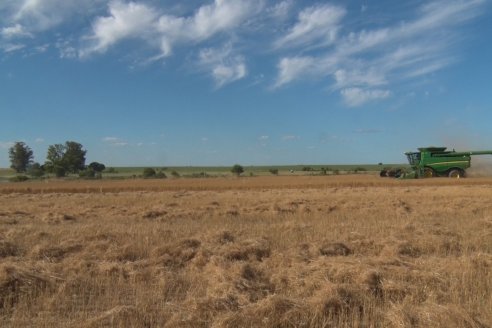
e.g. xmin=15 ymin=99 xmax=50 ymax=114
xmin=0 ymin=175 xmax=491 ymax=327
xmin=3 ymin=174 xmax=492 ymax=194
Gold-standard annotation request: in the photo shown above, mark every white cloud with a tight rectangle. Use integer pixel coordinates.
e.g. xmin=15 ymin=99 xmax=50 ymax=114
xmin=274 ymin=56 xmax=316 ymax=87
xmin=0 ymin=0 xmax=106 ymax=57
xmin=405 ymin=60 xmax=452 ymax=78
xmin=335 ymin=0 xmax=484 ymax=59
xmin=55 ymin=39 xmax=77 ymax=58
xmin=0 ymin=0 xmax=485 ymax=102
xmin=81 ymin=0 xmax=263 ymax=58
xmin=1 ymin=43 xmax=25 ymax=53
xmin=102 ymin=136 xmax=128 ymax=147
xmin=1 ymin=24 xmax=32 ymax=39
xmin=333 ymin=68 xmax=386 ymax=89
xmin=282 ymin=135 xmax=299 ymax=141
xmin=340 ymin=88 xmax=390 ymax=107
xmin=103 ymin=136 xmax=119 ymax=142
xmin=274 ymin=0 xmax=485 ymax=106
xmin=258 ymin=135 xmax=269 ymax=140
xmin=267 ymin=0 xmax=294 ymax=19
xmin=158 ymin=0 xmax=262 ymax=54
xmin=184 ymin=0 xmax=261 ymax=41
xmin=198 ymin=43 xmax=247 ymax=87
xmin=13 ymin=0 xmax=67 ymax=30
xmin=34 ymin=138 xmax=45 ymax=143
xmin=10 ymin=0 xmax=106 ymax=32
xmin=81 ymin=1 xmax=158 ymax=57
xmin=34 ymin=43 xmax=49 ymax=53
xmin=408 ymin=0 xmax=485 ymax=34
xmin=275 ymin=4 xmax=346 ymax=49
xmin=212 ymin=62 xmax=246 ymax=87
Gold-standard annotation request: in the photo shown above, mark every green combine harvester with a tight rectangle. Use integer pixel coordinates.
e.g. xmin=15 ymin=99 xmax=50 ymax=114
xmin=381 ymin=147 xmax=492 ymax=179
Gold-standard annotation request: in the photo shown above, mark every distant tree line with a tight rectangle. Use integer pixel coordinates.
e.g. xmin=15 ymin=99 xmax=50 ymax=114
xmin=8 ymin=141 xmax=106 ymax=179
xmin=11 ymin=142 xmax=355 ymax=181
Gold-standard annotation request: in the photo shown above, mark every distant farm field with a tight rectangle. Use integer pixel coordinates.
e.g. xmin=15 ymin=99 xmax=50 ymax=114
xmin=0 ymin=164 xmax=407 ymax=181
xmin=0 ymin=175 xmax=491 ymax=327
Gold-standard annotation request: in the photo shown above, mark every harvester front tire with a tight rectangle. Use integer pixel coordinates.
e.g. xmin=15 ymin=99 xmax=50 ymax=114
xmin=448 ymin=169 xmax=464 ymax=178
xmin=380 ymin=170 xmax=388 ymax=177
xmin=423 ymin=167 xmax=435 ymax=178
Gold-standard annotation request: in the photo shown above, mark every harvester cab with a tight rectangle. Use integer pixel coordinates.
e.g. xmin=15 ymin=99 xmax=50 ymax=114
xmin=399 ymin=147 xmax=492 ymax=178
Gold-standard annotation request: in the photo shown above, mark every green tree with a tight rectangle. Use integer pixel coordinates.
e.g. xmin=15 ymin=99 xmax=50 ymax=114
xmin=64 ymin=141 xmax=86 ymax=173
xmin=88 ymin=162 xmax=106 ymax=173
xmin=8 ymin=142 xmax=33 ymax=173
xmin=45 ymin=144 xmax=65 ymax=174
xmin=143 ymin=168 xmax=156 ymax=178
xmin=27 ymin=162 xmax=44 ymax=177
xmin=45 ymin=141 xmax=87 ymax=176
xmin=155 ymin=171 xmax=167 ymax=179
xmin=231 ymin=164 xmax=244 ymax=177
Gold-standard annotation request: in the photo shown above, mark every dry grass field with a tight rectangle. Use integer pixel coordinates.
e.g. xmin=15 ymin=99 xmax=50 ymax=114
xmin=0 ymin=175 xmax=491 ymax=327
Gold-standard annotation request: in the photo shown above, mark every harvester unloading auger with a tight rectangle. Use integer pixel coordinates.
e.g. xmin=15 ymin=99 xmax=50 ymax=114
xmin=381 ymin=147 xmax=492 ymax=179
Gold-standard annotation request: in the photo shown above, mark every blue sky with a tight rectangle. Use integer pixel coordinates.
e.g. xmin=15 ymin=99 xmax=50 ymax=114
xmin=1 ymin=0 xmax=491 ymax=167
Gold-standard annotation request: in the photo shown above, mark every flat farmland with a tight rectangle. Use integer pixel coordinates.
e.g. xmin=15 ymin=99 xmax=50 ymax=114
xmin=0 ymin=175 xmax=491 ymax=327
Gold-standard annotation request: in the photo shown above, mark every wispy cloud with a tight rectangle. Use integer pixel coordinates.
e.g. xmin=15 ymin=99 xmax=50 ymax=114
xmin=34 ymin=43 xmax=50 ymax=53
xmin=333 ymin=68 xmax=386 ymax=90
xmin=274 ymin=4 xmax=345 ymax=49
xmin=80 ymin=1 xmax=158 ymax=57
xmin=198 ymin=43 xmax=246 ymax=87
xmin=267 ymin=0 xmax=294 ymax=20
xmin=102 ymin=136 xmax=128 ymax=147
xmin=55 ymin=39 xmax=76 ymax=58
xmin=1 ymin=0 xmax=105 ymax=54
xmin=102 ymin=137 xmax=119 ymax=142
xmin=15 ymin=0 xmax=105 ymax=31
xmin=274 ymin=56 xmax=317 ymax=87
xmin=168 ymin=0 xmax=261 ymax=42
xmin=0 ymin=0 xmax=486 ymax=102
xmin=1 ymin=43 xmax=25 ymax=53
xmin=341 ymin=88 xmax=390 ymax=107
xmin=274 ymin=0 xmax=486 ymax=106
xmin=1 ymin=24 xmax=32 ymax=39
xmin=81 ymin=0 xmax=263 ymax=59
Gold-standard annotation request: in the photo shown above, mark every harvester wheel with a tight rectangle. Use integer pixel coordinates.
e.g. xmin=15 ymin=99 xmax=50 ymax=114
xmin=379 ymin=170 xmax=388 ymax=177
xmin=448 ymin=169 xmax=464 ymax=178
xmin=423 ymin=167 xmax=435 ymax=178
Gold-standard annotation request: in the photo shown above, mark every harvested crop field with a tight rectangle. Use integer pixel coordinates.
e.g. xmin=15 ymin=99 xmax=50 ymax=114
xmin=0 ymin=175 xmax=491 ymax=327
